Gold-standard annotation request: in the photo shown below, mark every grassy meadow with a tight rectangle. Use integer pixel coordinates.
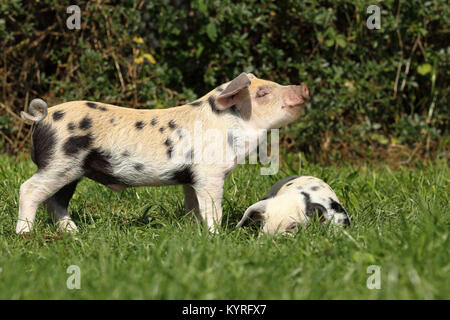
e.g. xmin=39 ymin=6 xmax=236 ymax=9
xmin=0 ymin=154 xmax=448 ymax=299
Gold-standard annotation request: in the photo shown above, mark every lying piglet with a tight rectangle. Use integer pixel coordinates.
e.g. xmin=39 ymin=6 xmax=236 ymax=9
xmin=16 ymin=72 xmax=309 ymax=234
xmin=236 ymin=175 xmax=350 ymax=235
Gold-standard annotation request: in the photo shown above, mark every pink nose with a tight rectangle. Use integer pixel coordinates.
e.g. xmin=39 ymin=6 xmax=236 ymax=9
xmin=299 ymin=83 xmax=309 ymax=100
xmin=285 ymin=83 xmax=310 ymax=106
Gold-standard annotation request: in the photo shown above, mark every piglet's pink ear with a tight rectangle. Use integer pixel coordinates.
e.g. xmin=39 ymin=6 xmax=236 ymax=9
xmin=215 ymin=72 xmax=251 ymax=110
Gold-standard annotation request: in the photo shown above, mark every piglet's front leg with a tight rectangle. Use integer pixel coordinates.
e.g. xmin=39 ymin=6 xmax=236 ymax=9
xmin=191 ymin=175 xmax=225 ymax=233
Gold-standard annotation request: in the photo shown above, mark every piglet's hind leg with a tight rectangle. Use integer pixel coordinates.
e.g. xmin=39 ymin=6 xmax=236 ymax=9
xmin=45 ymin=180 xmax=80 ymax=233
xmin=16 ymin=172 xmax=79 ymax=234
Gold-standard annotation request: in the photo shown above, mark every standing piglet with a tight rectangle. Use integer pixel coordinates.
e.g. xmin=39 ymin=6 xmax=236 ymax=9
xmin=16 ymin=73 xmax=309 ymax=234
xmin=236 ymin=175 xmax=351 ymax=235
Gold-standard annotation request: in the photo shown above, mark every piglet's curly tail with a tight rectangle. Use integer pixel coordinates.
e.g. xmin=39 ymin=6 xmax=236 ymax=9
xmin=21 ymin=98 xmax=48 ymax=123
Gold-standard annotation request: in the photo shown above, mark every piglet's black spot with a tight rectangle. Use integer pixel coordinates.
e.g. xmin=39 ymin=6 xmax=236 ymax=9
xmin=329 ymin=198 xmax=346 ymax=213
xmin=311 ymin=186 xmax=320 ymax=191
xmin=208 ymin=95 xmax=220 ymax=113
xmin=134 ymin=163 xmax=144 ymax=171
xmin=301 ymin=192 xmax=327 ymax=219
xmin=159 ymin=127 xmax=165 ymax=133
xmin=99 ymin=106 xmax=108 ymax=111
xmin=263 ymin=175 xmax=300 ymax=199
xmin=79 ymin=117 xmax=93 ymax=130
xmin=230 ymin=105 xmax=239 ymax=116
xmin=190 ymin=101 xmax=202 ymax=107
xmin=301 ymin=192 xmax=311 ymax=203
xmin=286 ymin=182 xmax=293 ymax=187
xmin=67 ymin=122 xmax=76 ymax=132
xmin=110 ymin=118 xmax=115 ymax=124
xmin=168 ymin=120 xmax=177 ymax=129
xmin=164 ymin=138 xmax=172 ymax=147
xmin=52 ymin=110 xmax=65 ymax=121
xmin=170 ymin=166 xmax=195 ymax=184
xmin=87 ymin=102 xmax=98 ymax=109
xmin=167 ymin=147 xmax=173 ymax=158
xmin=83 ymin=148 xmax=127 ymax=187
xmin=151 ymin=118 xmax=158 ymax=126
xmin=31 ymin=122 xmax=56 ymax=170
xmin=176 ymin=128 xmax=184 ymax=138
xmin=135 ymin=121 xmax=145 ymax=130
xmin=122 ymin=150 xmax=130 ymax=157
xmin=63 ymin=133 xmax=93 ymax=155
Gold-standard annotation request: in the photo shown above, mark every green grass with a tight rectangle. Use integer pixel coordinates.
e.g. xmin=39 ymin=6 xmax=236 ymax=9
xmin=0 ymin=153 xmax=448 ymax=299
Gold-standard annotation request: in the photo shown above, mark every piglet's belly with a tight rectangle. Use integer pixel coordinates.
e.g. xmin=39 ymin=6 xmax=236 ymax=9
xmin=107 ymin=184 xmax=128 ymax=192
xmin=83 ymin=150 xmax=195 ymax=189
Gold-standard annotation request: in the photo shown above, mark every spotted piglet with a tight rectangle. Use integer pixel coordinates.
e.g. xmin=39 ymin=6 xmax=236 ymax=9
xmin=236 ymin=175 xmax=351 ymax=235
xmin=16 ymin=72 xmax=309 ymax=234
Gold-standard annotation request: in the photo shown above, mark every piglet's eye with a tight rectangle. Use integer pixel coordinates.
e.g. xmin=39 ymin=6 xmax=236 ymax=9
xmin=256 ymin=88 xmax=270 ymax=98
xmin=286 ymin=222 xmax=299 ymax=232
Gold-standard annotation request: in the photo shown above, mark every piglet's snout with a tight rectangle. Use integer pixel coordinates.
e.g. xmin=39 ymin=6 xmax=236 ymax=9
xmin=283 ymin=83 xmax=309 ymax=108
xmin=299 ymin=83 xmax=309 ymax=100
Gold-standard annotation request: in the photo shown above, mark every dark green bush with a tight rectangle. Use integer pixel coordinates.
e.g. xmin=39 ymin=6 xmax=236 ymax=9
xmin=0 ymin=0 xmax=448 ymax=163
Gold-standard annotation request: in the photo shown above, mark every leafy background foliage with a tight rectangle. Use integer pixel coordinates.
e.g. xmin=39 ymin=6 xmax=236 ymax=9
xmin=0 ymin=0 xmax=448 ymax=165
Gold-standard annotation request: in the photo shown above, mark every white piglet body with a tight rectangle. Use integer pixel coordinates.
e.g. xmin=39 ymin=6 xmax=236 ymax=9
xmin=16 ymin=73 xmax=309 ymax=234
xmin=237 ymin=175 xmax=350 ymax=235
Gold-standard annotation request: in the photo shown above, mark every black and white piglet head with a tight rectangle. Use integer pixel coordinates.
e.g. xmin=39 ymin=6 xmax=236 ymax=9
xmin=236 ymin=176 xmax=351 ymax=235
